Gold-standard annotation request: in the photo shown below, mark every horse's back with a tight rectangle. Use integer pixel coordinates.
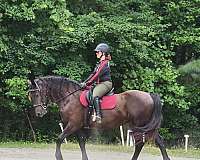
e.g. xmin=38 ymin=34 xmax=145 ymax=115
xmin=122 ymin=90 xmax=153 ymax=106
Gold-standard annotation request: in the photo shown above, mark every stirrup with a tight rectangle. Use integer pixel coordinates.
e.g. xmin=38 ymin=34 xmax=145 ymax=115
xmin=92 ymin=111 xmax=96 ymax=122
xmin=83 ymin=126 xmax=90 ymax=129
xmin=96 ymin=116 xmax=102 ymax=124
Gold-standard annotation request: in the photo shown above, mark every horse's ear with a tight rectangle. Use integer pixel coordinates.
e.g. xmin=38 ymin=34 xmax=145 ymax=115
xmin=27 ymin=80 xmax=32 ymax=86
xmin=28 ymin=70 xmax=36 ymax=86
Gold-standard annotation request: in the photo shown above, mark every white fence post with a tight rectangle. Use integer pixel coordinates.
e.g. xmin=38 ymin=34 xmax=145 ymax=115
xmin=120 ymin=125 xmax=125 ymax=146
xmin=59 ymin=122 xmax=67 ymax=144
xmin=126 ymin=130 xmax=134 ymax=146
xmin=184 ymin=135 xmax=189 ymax=152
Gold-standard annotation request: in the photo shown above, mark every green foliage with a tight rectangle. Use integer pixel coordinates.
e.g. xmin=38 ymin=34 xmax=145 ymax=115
xmin=159 ymin=128 xmax=175 ymax=141
xmin=5 ymin=77 xmax=28 ymax=111
xmin=180 ymin=73 xmax=200 ymax=125
xmin=179 ymin=59 xmax=200 ymax=80
xmin=178 ymin=59 xmax=200 ymax=128
xmin=53 ymin=55 xmax=91 ymax=81
xmin=0 ymin=0 xmax=199 ymax=145
xmin=6 ymin=77 xmax=27 ymax=98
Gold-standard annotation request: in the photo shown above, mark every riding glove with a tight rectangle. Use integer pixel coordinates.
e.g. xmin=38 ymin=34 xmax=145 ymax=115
xmin=80 ymin=82 xmax=87 ymax=88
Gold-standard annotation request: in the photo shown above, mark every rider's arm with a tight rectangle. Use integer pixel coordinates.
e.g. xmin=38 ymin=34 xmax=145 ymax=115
xmin=85 ymin=60 xmax=108 ymax=86
xmin=83 ymin=73 xmax=95 ymax=83
xmin=83 ymin=64 xmax=98 ymax=83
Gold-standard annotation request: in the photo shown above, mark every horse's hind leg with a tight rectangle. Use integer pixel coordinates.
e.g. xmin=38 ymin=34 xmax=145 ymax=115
xmin=131 ymin=142 xmax=144 ymax=160
xmin=155 ymin=133 xmax=171 ymax=160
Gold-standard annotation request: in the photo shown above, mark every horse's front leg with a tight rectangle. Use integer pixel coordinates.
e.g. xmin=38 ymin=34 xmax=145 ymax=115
xmin=55 ymin=123 xmax=77 ymax=160
xmin=76 ymin=129 xmax=90 ymax=160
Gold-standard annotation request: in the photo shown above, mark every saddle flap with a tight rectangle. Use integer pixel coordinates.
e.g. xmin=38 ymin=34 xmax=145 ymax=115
xmin=80 ymin=90 xmax=117 ymax=110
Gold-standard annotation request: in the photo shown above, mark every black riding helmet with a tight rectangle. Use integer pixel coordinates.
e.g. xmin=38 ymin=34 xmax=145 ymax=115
xmin=94 ymin=43 xmax=110 ymax=55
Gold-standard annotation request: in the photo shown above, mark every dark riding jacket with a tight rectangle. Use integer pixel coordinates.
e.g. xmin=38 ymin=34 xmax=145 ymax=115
xmin=85 ymin=60 xmax=112 ymax=86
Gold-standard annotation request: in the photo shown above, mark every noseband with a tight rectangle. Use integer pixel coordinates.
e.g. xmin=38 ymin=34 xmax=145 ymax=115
xmin=28 ymin=80 xmax=47 ymax=110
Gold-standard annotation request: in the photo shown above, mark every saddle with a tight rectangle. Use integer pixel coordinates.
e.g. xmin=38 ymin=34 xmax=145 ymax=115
xmin=80 ymin=88 xmax=117 ymax=127
xmin=79 ymin=88 xmax=117 ymax=110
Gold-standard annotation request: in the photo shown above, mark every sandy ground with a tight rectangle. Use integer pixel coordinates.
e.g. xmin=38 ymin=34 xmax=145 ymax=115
xmin=0 ymin=148 xmax=198 ymax=160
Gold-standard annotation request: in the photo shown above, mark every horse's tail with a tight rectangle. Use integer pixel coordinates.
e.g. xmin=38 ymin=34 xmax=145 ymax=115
xmin=134 ymin=93 xmax=162 ymax=133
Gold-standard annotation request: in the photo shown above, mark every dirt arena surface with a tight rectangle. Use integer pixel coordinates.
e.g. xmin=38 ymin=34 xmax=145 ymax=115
xmin=0 ymin=148 xmax=198 ymax=160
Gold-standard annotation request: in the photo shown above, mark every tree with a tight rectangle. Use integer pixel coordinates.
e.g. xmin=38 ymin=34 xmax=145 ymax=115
xmin=0 ymin=0 xmax=199 ymax=144
xmin=178 ymin=60 xmax=200 ymax=136
xmin=179 ymin=59 xmax=200 ymax=82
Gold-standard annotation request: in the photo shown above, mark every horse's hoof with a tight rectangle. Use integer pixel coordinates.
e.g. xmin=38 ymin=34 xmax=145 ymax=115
xmin=55 ymin=153 xmax=63 ymax=160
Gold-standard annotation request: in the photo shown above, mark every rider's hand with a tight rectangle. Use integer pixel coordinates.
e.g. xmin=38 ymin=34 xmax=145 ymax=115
xmin=80 ymin=82 xmax=87 ymax=88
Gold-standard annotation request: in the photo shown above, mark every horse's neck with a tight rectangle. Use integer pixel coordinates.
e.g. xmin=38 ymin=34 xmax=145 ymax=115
xmin=47 ymin=78 xmax=78 ymax=103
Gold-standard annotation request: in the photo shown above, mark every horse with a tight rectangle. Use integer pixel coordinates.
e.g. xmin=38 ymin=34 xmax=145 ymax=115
xmin=28 ymin=75 xmax=171 ymax=160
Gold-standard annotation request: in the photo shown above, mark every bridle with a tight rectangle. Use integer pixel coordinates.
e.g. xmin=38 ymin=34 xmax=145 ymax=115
xmin=28 ymin=80 xmax=83 ymax=110
xmin=28 ymin=80 xmax=47 ymax=110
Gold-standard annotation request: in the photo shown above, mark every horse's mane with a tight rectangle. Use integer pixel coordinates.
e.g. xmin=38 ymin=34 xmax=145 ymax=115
xmin=36 ymin=75 xmax=81 ymax=89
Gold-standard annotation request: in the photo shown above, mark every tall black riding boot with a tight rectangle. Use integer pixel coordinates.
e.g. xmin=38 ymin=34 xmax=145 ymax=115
xmin=84 ymin=92 xmax=93 ymax=128
xmin=93 ymin=96 xmax=102 ymax=124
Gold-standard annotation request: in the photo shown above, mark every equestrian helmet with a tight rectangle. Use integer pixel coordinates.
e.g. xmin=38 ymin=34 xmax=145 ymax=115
xmin=94 ymin=43 xmax=110 ymax=54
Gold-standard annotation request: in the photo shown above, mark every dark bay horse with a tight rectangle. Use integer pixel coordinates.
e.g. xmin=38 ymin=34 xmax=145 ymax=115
xmin=28 ymin=76 xmax=170 ymax=160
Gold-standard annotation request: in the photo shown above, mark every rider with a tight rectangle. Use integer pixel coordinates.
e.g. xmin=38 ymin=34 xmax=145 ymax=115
xmin=81 ymin=43 xmax=113 ymax=124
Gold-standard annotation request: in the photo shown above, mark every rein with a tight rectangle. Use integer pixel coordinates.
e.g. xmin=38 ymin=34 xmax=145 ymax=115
xmin=54 ymin=88 xmax=82 ymax=103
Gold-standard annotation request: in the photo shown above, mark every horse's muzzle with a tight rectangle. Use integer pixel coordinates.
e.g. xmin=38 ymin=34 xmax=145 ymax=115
xmin=35 ymin=108 xmax=47 ymax=117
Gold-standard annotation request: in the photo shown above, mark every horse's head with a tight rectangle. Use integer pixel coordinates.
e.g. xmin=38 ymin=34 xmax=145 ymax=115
xmin=28 ymin=78 xmax=48 ymax=117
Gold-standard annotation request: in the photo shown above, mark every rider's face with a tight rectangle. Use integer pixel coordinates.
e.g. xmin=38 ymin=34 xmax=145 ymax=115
xmin=96 ymin=51 xmax=103 ymax=59
xmin=96 ymin=51 xmax=105 ymax=59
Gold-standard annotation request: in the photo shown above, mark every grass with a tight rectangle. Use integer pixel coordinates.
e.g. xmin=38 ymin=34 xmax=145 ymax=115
xmin=143 ymin=145 xmax=200 ymax=159
xmin=0 ymin=141 xmax=200 ymax=159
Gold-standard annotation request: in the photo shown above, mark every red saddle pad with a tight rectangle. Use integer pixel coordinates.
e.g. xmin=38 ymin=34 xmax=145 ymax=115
xmin=80 ymin=90 xmax=117 ymax=110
